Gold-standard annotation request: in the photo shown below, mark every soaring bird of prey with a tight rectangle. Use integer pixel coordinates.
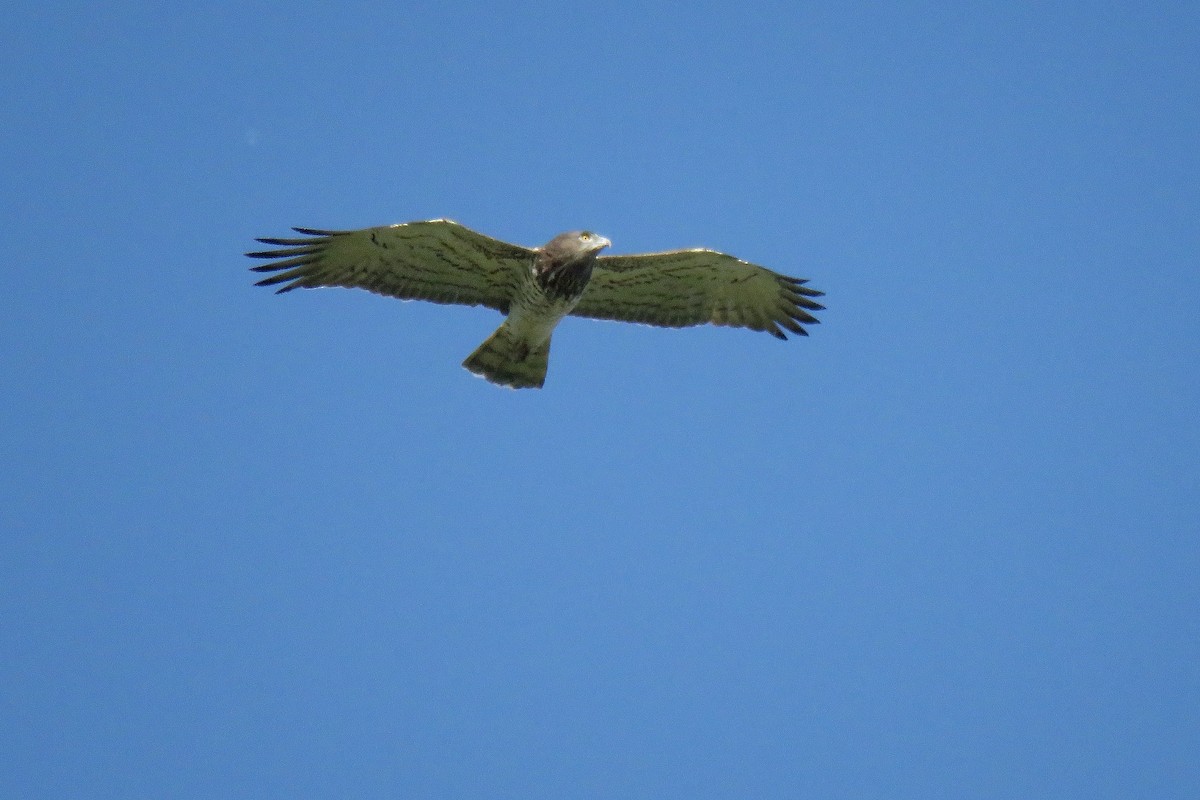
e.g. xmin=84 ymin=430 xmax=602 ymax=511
xmin=248 ymin=219 xmax=823 ymax=389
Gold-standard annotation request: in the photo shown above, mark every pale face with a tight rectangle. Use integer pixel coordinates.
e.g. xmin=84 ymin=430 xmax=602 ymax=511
xmin=543 ymin=230 xmax=612 ymax=261
xmin=574 ymin=231 xmax=612 ymax=253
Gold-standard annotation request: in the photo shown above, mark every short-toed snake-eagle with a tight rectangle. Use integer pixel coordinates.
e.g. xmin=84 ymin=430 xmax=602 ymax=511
xmin=249 ymin=219 xmax=823 ymax=388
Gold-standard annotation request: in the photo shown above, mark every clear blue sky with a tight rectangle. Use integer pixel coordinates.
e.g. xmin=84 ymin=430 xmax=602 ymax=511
xmin=3 ymin=2 xmax=1198 ymax=797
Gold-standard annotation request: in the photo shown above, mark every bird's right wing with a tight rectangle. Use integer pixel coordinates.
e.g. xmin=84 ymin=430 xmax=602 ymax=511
xmin=248 ymin=219 xmax=534 ymax=313
xmin=572 ymin=249 xmax=824 ymax=339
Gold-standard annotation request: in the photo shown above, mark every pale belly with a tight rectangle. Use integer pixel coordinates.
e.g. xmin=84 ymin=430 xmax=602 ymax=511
xmin=505 ymin=268 xmax=585 ymax=347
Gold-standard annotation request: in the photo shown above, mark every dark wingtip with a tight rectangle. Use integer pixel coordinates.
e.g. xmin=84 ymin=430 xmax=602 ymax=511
xmin=253 ymin=275 xmax=299 ymax=294
xmin=292 ymin=226 xmax=345 ymax=236
xmin=778 ymin=316 xmax=804 ymax=336
xmin=780 ymin=275 xmax=824 ymax=297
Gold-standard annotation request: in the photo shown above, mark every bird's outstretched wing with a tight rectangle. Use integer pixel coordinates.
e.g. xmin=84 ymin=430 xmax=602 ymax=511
xmin=571 ymin=249 xmax=824 ymax=339
xmin=248 ymin=219 xmax=534 ymax=313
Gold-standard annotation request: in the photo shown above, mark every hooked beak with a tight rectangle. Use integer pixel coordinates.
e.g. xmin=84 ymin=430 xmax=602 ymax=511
xmin=591 ymin=235 xmax=612 ymax=253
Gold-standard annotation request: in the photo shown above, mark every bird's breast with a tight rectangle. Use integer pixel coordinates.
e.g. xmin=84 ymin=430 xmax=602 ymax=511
xmin=505 ymin=266 xmax=586 ymax=347
xmin=535 ymin=259 xmax=594 ymax=303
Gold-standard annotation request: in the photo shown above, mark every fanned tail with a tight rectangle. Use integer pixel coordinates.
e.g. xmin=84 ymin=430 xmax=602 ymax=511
xmin=462 ymin=322 xmax=551 ymax=389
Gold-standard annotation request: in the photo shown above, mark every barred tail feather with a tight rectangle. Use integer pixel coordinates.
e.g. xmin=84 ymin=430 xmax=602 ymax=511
xmin=462 ymin=323 xmax=551 ymax=389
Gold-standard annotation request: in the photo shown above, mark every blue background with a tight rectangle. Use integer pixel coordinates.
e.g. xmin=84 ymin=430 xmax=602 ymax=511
xmin=3 ymin=2 xmax=1198 ymax=797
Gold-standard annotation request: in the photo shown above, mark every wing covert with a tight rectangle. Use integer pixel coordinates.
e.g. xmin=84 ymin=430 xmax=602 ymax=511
xmin=571 ymin=249 xmax=824 ymax=339
xmin=247 ymin=219 xmax=533 ymax=313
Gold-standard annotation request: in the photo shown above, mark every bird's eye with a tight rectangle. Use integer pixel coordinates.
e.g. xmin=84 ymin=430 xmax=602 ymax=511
xmin=580 ymin=232 xmax=591 ymax=240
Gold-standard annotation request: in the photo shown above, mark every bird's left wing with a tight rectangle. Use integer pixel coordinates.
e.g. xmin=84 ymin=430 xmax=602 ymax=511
xmin=248 ymin=219 xmax=534 ymax=313
xmin=571 ymin=249 xmax=824 ymax=339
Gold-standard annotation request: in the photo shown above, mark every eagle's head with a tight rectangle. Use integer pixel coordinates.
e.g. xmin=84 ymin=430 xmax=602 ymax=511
xmin=542 ymin=230 xmax=611 ymax=263
xmin=535 ymin=230 xmax=611 ymax=300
